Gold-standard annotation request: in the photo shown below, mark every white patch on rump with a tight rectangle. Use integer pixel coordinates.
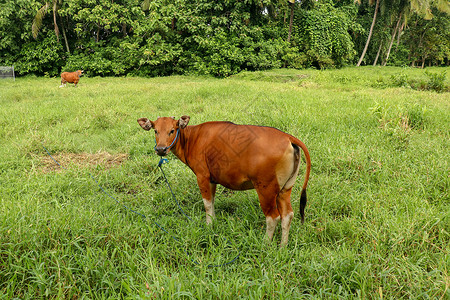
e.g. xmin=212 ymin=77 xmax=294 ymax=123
xmin=276 ymin=145 xmax=300 ymax=190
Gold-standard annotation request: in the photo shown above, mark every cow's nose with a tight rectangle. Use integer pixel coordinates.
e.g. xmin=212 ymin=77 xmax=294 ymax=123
xmin=155 ymin=146 xmax=168 ymax=156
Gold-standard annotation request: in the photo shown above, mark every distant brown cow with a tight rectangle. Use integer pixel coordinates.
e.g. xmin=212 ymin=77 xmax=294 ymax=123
xmin=138 ymin=116 xmax=311 ymax=246
xmin=59 ymin=70 xmax=83 ymax=87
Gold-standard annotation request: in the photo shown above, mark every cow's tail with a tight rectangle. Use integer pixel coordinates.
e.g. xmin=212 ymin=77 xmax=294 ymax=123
xmin=289 ymin=136 xmax=311 ymax=224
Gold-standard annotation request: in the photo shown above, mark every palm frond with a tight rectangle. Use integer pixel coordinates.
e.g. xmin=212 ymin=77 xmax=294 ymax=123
xmin=142 ymin=0 xmax=151 ymax=11
xmin=433 ymin=0 xmax=450 ymax=14
xmin=32 ymin=3 xmax=50 ymax=39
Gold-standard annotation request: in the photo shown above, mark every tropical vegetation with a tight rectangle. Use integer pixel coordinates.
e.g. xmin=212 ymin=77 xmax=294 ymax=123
xmin=0 ymin=0 xmax=449 ymax=77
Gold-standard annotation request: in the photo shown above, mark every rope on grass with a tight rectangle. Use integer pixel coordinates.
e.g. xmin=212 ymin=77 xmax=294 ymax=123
xmin=42 ymin=145 xmax=240 ymax=267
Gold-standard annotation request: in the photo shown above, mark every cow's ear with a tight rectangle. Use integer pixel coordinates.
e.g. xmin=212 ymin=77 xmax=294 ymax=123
xmin=177 ymin=115 xmax=190 ymax=129
xmin=137 ymin=118 xmax=154 ymax=131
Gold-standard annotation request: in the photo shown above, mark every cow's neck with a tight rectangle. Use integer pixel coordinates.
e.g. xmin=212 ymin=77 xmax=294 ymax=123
xmin=170 ymin=126 xmax=191 ymax=165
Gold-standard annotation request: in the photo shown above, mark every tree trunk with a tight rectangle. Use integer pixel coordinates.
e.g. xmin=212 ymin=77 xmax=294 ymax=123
xmin=373 ymin=42 xmax=383 ymax=66
xmin=287 ymin=1 xmax=294 ymax=43
xmin=60 ymin=17 xmax=70 ymax=54
xmin=52 ymin=1 xmax=60 ymax=42
xmin=383 ymin=14 xmax=402 ymax=66
xmin=396 ymin=20 xmax=405 ymax=47
xmin=357 ymin=0 xmax=380 ymax=66
xmin=122 ymin=23 xmax=127 ymax=37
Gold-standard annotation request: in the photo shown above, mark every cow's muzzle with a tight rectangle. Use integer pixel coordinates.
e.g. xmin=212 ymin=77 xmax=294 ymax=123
xmin=155 ymin=146 xmax=169 ymax=156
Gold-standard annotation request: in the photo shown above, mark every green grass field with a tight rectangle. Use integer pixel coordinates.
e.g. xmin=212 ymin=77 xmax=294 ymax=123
xmin=0 ymin=67 xmax=449 ymax=299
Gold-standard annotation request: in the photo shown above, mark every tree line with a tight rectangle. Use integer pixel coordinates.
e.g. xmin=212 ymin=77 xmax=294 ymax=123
xmin=0 ymin=0 xmax=449 ymax=77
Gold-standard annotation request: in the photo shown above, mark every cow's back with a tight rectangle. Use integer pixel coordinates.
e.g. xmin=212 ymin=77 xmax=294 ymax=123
xmin=184 ymin=122 xmax=294 ymax=189
xmin=189 ymin=121 xmax=292 ymax=156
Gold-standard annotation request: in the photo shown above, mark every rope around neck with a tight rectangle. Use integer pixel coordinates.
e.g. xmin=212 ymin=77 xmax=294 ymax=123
xmin=43 ymin=145 xmax=240 ymax=267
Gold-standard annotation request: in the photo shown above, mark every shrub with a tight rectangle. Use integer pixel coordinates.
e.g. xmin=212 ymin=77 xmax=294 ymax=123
xmin=407 ymin=103 xmax=427 ymax=130
xmin=425 ymin=70 xmax=447 ymax=92
xmin=370 ymin=102 xmax=428 ymax=149
xmin=390 ymin=72 xmax=410 ymax=88
xmin=14 ymin=32 xmax=64 ymax=76
xmin=388 ymin=69 xmax=448 ymax=93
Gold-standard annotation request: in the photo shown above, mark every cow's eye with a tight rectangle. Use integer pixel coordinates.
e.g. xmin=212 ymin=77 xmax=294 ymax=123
xmin=154 ymin=130 xmax=158 ymax=134
xmin=170 ymin=129 xmax=175 ymax=135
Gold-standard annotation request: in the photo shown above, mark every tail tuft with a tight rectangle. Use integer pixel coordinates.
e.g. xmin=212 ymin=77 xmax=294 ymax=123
xmin=300 ymin=189 xmax=307 ymax=223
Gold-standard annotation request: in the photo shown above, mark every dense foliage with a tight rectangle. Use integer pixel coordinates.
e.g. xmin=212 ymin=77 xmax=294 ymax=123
xmin=0 ymin=0 xmax=449 ymax=77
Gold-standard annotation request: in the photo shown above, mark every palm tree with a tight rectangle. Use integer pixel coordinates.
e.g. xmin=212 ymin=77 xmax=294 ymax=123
xmin=382 ymin=12 xmax=402 ymax=66
xmin=287 ymin=0 xmax=295 ymax=43
xmin=32 ymin=0 xmax=70 ymax=53
xmin=264 ymin=0 xmax=295 ymax=42
xmin=356 ymin=0 xmax=380 ymax=66
xmin=382 ymin=0 xmax=449 ymax=65
xmin=410 ymin=0 xmax=450 ymax=20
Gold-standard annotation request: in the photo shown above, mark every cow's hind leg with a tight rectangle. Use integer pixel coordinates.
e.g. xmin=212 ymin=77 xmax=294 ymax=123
xmin=276 ymin=187 xmax=294 ymax=246
xmin=255 ymin=182 xmax=281 ymax=242
xmin=273 ymin=143 xmax=301 ymax=246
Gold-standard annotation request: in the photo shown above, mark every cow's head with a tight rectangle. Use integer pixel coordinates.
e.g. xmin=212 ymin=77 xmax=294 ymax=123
xmin=77 ymin=70 xmax=84 ymax=76
xmin=137 ymin=115 xmax=190 ymax=156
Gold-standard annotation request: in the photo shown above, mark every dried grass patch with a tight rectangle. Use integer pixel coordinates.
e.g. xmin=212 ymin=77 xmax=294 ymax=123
xmin=37 ymin=152 xmax=128 ymax=173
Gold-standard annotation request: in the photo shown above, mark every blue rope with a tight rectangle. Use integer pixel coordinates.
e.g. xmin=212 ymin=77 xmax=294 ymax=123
xmin=157 ymin=157 xmax=241 ymax=267
xmin=43 ymin=145 xmax=239 ymax=267
xmin=154 ymin=128 xmax=180 ymax=152
xmin=157 ymin=158 xmax=192 ymax=221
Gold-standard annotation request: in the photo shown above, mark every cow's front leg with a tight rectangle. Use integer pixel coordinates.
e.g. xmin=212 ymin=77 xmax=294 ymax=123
xmin=197 ymin=177 xmax=216 ymax=225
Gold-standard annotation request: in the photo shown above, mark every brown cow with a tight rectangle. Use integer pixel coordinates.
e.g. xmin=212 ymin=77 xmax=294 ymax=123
xmin=59 ymin=70 xmax=83 ymax=87
xmin=138 ymin=116 xmax=311 ymax=246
